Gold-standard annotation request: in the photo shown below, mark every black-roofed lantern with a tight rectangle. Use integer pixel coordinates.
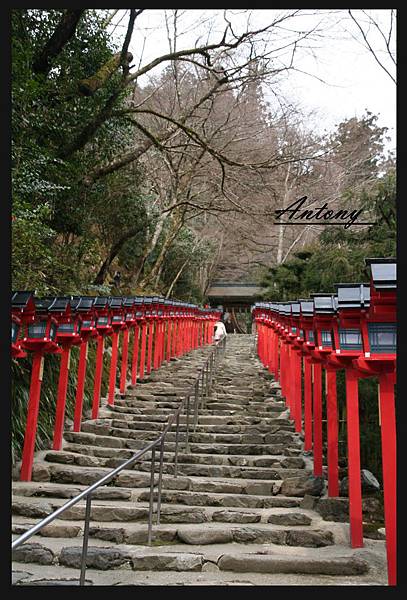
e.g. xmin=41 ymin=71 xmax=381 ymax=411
xmin=119 ymin=297 xmax=136 ymax=396
xmin=70 ymin=297 xmax=96 ymax=433
xmin=11 ymin=291 xmax=36 ymax=359
xmin=91 ymin=297 xmax=112 ymax=420
xmin=331 ymin=282 xmax=371 ymax=551
xmin=47 ymin=297 xmax=82 ymax=452
xmin=19 ymin=297 xmax=62 ymax=482
xmin=107 ymin=297 xmax=125 ymax=406
xmin=355 ymin=258 xmax=397 ymax=586
xmin=21 ymin=297 xmax=61 ymax=354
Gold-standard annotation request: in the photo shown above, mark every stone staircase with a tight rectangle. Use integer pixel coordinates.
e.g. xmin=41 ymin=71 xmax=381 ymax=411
xmin=12 ymin=335 xmax=387 ymax=585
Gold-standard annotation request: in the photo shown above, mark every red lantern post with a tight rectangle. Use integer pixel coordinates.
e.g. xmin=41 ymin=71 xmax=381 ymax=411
xmin=330 ymin=283 xmax=371 ymax=549
xmin=20 ymin=297 xmax=61 ymax=481
xmin=311 ymin=293 xmax=341 ymax=497
xmin=131 ymin=297 xmax=144 ymax=385
xmin=299 ymin=300 xmax=319 ymax=463
xmin=107 ymin=297 xmax=126 ymax=405
xmin=353 ymin=258 xmax=397 ymax=585
xmin=50 ymin=297 xmax=83 ymax=450
xmin=92 ymin=297 xmax=113 ymax=419
xmin=139 ymin=298 xmax=152 ymax=378
xmin=71 ymin=297 xmax=98 ymax=432
xmin=120 ymin=297 xmax=136 ymax=394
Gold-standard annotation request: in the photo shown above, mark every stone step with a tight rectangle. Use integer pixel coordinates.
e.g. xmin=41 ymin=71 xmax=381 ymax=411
xmin=25 ymin=460 xmax=308 ymax=496
xmin=59 ymin=445 xmax=305 ymax=470
xmin=12 ymin=494 xmax=304 ymax=524
xmin=14 ymin=469 xmax=306 ymax=499
xmin=12 ymin=542 xmax=369 ymax=576
xmin=12 ymin=496 xmax=208 ymax=523
xmin=80 ymin=421 xmax=299 ymax=446
xmin=104 ymin=407 xmax=291 ymax=425
xmin=107 ymin=405 xmax=287 ymax=419
xmin=135 ymin=489 xmax=302 ymax=510
xmin=12 ymin=521 xmax=334 ymax=549
xmin=98 ymin=417 xmax=295 ymax=434
xmin=62 ymin=431 xmax=295 ymax=456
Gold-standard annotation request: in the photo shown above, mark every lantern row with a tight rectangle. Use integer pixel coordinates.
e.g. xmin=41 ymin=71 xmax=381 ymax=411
xmin=11 ymin=294 xmax=221 ymax=484
xmin=251 ymin=257 xmax=396 ymax=586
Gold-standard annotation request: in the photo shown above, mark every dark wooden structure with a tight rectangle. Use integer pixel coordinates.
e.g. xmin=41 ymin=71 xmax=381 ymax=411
xmin=206 ymin=282 xmax=263 ymax=333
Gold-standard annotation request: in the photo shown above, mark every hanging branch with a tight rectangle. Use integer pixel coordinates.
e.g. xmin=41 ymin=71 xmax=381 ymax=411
xmin=32 ymin=9 xmax=85 ymax=76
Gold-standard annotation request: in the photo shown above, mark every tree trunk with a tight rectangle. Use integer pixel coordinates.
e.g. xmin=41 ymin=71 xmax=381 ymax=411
xmin=133 ymin=211 xmax=167 ymax=284
xmin=140 ymin=214 xmax=183 ymax=288
xmin=166 ymin=258 xmax=189 ymax=298
xmin=32 ymin=10 xmax=85 ymax=76
xmin=93 ymin=227 xmax=143 ymax=285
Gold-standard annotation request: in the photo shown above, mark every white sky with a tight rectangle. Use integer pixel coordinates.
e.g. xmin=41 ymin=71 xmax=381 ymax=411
xmin=107 ymin=9 xmax=396 ymax=151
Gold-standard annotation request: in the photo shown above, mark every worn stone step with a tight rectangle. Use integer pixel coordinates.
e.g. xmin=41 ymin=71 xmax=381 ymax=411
xmin=102 ymin=417 xmax=295 ymax=434
xmin=62 ymin=431 xmax=295 ymax=456
xmin=81 ymin=421 xmax=299 ymax=446
xmin=12 ymin=496 xmax=209 ymax=523
xmin=104 ymin=407 xmax=292 ymax=426
xmin=217 ymin=554 xmax=369 ymax=576
xmin=136 ymin=489 xmax=302 ymax=510
xmin=13 ymin=518 xmax=327 ymax=548
xmin=59 ymin=445 xmax=305 ymax=470
xmin=12 ymin=541 xmax=369 ymax=576
xmin=29 ymin=458 xmax=307 ymax=493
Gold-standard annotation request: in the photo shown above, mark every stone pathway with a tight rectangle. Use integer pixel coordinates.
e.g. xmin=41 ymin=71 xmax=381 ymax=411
xmin=12 ymin=335 xmax=387 ymax=585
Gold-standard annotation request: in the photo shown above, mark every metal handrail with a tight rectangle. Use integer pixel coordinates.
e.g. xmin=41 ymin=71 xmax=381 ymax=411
xmin=11 ymin=334 xmax=226 ymax=585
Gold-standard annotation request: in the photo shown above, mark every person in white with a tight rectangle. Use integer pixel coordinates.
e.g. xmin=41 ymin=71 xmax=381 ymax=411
xmin=214 ymin=320 xmax=227 ymax=341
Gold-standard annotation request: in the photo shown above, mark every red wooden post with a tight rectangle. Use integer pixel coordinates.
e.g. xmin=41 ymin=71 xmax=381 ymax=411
xmin=166 ymin=320 xmax=172 ymax=361
xmin=73 ymin=340 xmax=88 ymax=432
xmin=379 ymin=372 xmax=397 ymax=585
xmin=345 ymin=367 xmax=364 ymax=548
xmin=279 ymin=341 xmax=285 ymax=400
xmin=147 ymin=321 xmax=154 ymax=373
xmin=119 ymin=328 xmax=129 ymax=394
xmin=107 ymin=330 xmax=119 ymax=405
xmin=20 ymin=353 xmax=44 ymax=481
xmin=313 ymin=362 xmax=323 ymax=477
xmin=326 ymin=368 xmax=339 ymax=496
xmin=286 ymin=345 xmax=291 ymax=412
xmin=171 ymin=320 xmax=177 ymax=357
xmin=159 ymin=320 xmax=164 ymax=363
xmin=131 ymin=325 xmax=139 ymax=385
xmin=275 ymin=335 xmax=280 ymax=380
xmin=139 ymin=322 xmax=147 ymax=380
xmin=52 ymin=346 xmax=71 ymax=450
xmin=304 ymin=358 xmax=313 ymax=451
xmin=159 ymin=321 xmax=164 ymax=364
xmin=294 ymin=351 xmax=302 ymax=433
xmin=153 ymin=321 xmax=160 ymax=370
xmin=92 ymin=335 xmax=104 ymax=419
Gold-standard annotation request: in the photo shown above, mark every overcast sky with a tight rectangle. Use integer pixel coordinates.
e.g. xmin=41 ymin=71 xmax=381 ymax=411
xmin=107 ymin=9 xmax=396 ymax=151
